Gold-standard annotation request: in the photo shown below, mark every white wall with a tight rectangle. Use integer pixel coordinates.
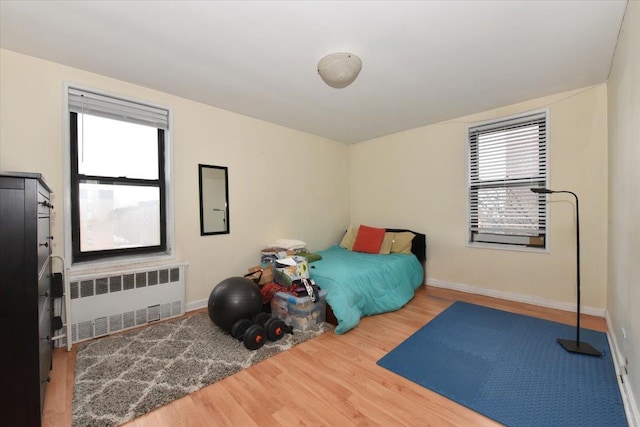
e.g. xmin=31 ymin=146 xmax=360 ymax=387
xmin=0 ymin=49 xmax=350 ymax=304
xmin=607 ymin=0 xmax=640 ymax=416
xmin=349 ymin=85 xmax=609 ymax=311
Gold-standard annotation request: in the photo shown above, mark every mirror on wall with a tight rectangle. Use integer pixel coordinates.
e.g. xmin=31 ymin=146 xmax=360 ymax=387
xmin=199 ymin=164 xmax=229 ymax=235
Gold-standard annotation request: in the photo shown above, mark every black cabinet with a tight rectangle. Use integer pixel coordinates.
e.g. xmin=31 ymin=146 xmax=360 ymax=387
xmin=0 ymin=172 xmax=53 ymax=426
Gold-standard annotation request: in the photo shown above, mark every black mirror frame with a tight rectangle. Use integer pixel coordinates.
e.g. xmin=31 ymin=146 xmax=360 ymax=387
xmin=198 ymin=164 xmax=230 ymax=236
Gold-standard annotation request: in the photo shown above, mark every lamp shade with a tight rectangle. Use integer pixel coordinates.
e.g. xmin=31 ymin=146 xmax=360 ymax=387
xmin=317 ymin=52 xmax=362 ymax=88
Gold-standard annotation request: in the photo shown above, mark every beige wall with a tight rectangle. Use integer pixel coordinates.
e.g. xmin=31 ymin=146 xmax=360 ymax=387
xmin=607 ymin=0 xmax=640 ymax=415
xmin=0 ymin=49 xmax=350 ymax=303
xmin=1 ymin=22 xmax=635 ymax=412
xmin=0 ymin=48 xmax=613 ymax=311
xmin=349 ymin=85 xmax=609 ymax=310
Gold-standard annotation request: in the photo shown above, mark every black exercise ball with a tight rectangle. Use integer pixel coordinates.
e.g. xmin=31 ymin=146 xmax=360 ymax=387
xmin=207 ymin=277 xmax=263 ymax=332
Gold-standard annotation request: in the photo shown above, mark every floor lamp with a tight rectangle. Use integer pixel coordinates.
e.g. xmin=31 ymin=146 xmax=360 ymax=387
xmin=531 ymin=188 xmax=603 ymax=357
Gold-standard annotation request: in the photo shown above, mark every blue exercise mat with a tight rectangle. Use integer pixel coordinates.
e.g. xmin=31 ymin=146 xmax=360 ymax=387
xmin=377 ymin=301 xmax=627 ymax=426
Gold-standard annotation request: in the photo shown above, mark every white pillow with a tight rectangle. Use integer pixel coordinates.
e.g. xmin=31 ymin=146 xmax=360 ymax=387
xmin=265 ymin=238 xmax=307 ymax=250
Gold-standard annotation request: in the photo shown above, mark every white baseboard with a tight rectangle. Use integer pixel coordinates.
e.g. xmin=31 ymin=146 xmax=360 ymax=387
xmin=186 ymin=298 xmax=207 ymax=313
xmin=606 ymin=312 xmax=640 ymax=427
xmin=606 ymin=311 xmax=628 ymax=368
xmin=425 ymin=278 xmax=606 ymax=317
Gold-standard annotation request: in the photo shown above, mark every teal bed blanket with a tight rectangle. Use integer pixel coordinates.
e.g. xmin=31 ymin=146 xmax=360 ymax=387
xmin=309 ymin=245 xmax=424 ymax=334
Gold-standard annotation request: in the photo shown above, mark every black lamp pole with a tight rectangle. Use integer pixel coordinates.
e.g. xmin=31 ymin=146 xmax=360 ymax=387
xmin=531 ymin=187 xmax=602 ymax=356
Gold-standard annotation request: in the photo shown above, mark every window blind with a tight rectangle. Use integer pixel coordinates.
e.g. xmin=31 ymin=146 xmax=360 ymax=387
xmin=469 ymin=112 xmax=547 ymax=239
xmin=69 ymin=88 xmax=169 ymax=130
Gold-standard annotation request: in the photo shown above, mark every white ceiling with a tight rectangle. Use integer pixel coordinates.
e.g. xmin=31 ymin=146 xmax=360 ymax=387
xmin=0 ymin=1 xmax=627 ymax=144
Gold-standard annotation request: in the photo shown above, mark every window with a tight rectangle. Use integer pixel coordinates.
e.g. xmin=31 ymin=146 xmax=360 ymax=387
xmin=68 ymin=88 xmax=170 ymax=262
xmin=468 ymin=111 xmax=547 ymax=248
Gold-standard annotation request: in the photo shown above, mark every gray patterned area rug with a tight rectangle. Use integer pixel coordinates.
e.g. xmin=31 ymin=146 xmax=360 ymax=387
xmin=72 ymin=313 xmax=333 ymax=427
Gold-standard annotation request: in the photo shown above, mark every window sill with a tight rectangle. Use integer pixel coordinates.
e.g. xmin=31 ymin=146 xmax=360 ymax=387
xmin=467 ymin=242 xmax=549 ymax=254
xmin=69 ymin=253 xmax=188 ymax=279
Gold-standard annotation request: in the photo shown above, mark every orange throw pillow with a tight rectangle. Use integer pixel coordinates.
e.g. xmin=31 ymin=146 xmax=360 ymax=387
xmin=352 ymin=225 xmax=386 ymax=254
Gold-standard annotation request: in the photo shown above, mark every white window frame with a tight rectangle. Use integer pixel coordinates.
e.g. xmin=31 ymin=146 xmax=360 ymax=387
xmin=63 ymin=83 xmax=175 ymax=270
xmin=466 ymin=109 xmax=549 ymax=252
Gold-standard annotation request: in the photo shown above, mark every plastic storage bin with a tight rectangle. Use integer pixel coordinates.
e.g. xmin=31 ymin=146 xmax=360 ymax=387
xmin=270 ymin=289 xmax=327 ymax=331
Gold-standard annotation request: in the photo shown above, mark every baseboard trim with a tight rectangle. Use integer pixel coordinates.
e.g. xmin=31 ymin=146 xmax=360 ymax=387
xmin=425 ymin=278 xmax=606 ymax=317
xmin=606 ymin=311 xmax=628 ymax=368
xmin=186 ymin=298 xmax=207 ymax=313
xmin=606 ymin=312 xmax=640 ymax=427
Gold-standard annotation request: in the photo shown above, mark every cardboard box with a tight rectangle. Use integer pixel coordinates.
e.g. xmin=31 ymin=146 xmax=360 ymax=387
xmin=247 ymin=265 xmax=274 ymax=285
xmin=273 ymin=256 xmax=309 ymax=287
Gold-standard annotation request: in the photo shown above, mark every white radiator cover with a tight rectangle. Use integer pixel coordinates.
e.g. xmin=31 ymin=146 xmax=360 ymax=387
xmin=66 ymin=263 xmax=187 ymax=345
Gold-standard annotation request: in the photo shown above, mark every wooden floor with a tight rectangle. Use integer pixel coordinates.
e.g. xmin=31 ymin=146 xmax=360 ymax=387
xmin=43 ymin=286 xmax=607 ymax=427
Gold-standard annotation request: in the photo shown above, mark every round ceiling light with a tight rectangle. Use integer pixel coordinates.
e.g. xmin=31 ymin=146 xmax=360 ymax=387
xmin=317 ymin=52 xmax=362 ymax=89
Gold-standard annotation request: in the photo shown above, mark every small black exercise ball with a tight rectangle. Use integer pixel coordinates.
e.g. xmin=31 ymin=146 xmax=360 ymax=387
xmin=207 ymin=277 xmax=262 ymax=332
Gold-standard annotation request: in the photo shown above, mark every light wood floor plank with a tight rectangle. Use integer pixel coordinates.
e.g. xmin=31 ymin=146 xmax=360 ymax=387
xmin=43 ymin=285 xmax=608 ymax=426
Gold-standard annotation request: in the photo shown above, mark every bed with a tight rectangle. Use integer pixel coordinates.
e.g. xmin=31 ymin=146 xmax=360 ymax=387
xmin=309 ymin=229 xmax=426 ymax=334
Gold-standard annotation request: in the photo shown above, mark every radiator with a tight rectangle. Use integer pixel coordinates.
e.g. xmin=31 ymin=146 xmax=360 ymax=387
xmin=65 ymin=263 xmax=187 ymax=345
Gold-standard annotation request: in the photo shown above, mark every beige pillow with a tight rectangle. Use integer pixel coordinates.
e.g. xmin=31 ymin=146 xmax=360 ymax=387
xmin=379 ymin=232 xmax=395 ymax=254
xmin=339 ymin=225 xmax=358 ymax=250
xmin=391 ymin=232 xmax=415 ymax=254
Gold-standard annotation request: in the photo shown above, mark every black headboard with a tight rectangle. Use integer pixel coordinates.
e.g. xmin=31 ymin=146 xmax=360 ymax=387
xmin=386 ymin=228 xmax=426 ymax=264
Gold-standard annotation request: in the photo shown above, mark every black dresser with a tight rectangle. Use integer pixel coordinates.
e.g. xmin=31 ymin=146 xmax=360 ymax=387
xmin=0 ymin=172 xmax=54 ymax=426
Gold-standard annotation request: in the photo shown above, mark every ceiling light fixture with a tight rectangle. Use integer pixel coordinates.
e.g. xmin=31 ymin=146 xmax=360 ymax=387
xmin=317 ymin=52 xmax=362 ymax=89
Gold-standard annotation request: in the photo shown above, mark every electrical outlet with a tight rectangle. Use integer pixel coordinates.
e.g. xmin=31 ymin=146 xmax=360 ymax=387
xmin=621 ymin=327 xmax=627 ymax=339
